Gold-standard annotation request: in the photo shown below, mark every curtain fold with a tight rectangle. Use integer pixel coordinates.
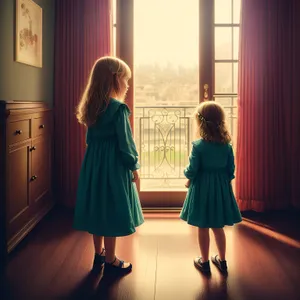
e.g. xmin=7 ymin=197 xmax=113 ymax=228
xmin=236 ymin=0 xmax=300 ymax=211
xmin=289 ymin=1 xmax=300 ymax=209
xmin=54 ymin=0 xmax=111 ymax=207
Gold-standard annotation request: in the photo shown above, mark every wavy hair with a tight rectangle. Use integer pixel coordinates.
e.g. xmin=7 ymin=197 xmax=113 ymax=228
xmin=194 ymin=101 xmax=231 ymax=144
xmin=76 ymin=56 xmax=131 ymax=127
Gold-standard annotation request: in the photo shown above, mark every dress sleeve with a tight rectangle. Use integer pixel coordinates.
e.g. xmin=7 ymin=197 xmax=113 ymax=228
xmin=184 ymin=142 xmax=201 ymax=180
xmin=227 ymin=144 xmax=235 ymax=181
xmin=115 ymin=104 xmax=140 ymax=171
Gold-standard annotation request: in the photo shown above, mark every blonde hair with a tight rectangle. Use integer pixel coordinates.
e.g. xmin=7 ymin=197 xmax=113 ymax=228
xmin=76 ymin=56 xmax=131 ymax=127
xmin=195 ymin=101 xmax=231 ymax=144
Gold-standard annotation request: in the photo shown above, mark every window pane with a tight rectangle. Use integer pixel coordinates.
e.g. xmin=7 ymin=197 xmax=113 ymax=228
xmin=233 ymin=0 xmax=241 ymax=24
xmin=233 ymin=27 xmax=239 ymax=60
xmin=134 ymin=0 xmax=199 ymax=191
xmin=215 ymin=63 xmax=233 ymax=93
xmin=214 ymin=97 xmax=232 ymax=106
xmin=215 ymin=27 xmax=232 ymax=60
xmin=214 ymin=97 xmax=238 ymax=108
xmin=233 ymin=96 xmax=238 ymax=107
xmin=134 ymin=0 xmax=199 ymax=107
xmin=215 ymin=0 xmax=232 ymax=24
xmin=233 ymin=62 xmax=238 ymax=93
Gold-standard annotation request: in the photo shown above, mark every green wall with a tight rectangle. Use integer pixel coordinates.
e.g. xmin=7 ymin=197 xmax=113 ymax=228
xmin=0 ymin=0 xmax=55 ymax=105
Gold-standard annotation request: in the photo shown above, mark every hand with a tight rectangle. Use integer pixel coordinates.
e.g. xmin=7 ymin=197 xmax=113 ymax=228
xmin=185 ymin=179 xmax=191 ymax=188
xmin=132 ymin=170 xmax=139 ymax=182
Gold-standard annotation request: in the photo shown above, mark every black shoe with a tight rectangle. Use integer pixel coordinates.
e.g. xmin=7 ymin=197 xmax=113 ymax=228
xmin=105 ymin=256 xmax=132 ymax=276
xmin=211 ymin=255 xmax=228 ymax=274
xmin=194 ymin=257 xmax=211 ymax=275
xmin=92 ymin=248 xmax=105 ymax=271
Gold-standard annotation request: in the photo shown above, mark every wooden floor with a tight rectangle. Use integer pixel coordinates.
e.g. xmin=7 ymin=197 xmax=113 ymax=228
xmin=2 ymin=207 xmax=300 ymax=300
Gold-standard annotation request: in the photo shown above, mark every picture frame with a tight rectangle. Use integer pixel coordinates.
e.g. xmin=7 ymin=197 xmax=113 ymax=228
xmin=15 ymin=0 xmax=42 ymax=68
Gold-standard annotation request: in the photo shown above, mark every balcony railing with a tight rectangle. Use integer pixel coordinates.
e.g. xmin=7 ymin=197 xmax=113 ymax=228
xmin=134 ymin=103 xmax=237 ymax=191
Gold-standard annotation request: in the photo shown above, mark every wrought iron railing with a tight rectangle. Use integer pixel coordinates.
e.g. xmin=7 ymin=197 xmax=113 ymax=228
xmin=134 ymin=103 xmax=237 ymax=190
xmin=135 ymin=106 xmax=195 ymax=181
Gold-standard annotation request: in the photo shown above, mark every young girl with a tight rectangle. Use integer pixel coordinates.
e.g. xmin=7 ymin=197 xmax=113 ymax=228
xmin=180 ymin=101 xmax=242 ymax=275
xmin=74 ymin=56 xmax=144 ymax=275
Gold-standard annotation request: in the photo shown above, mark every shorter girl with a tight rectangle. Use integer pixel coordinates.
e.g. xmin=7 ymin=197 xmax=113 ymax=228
xmin=180 ymin=101 xmax=242 ymax=275
xmin=74 ymin=56 xmax=144 ymax=275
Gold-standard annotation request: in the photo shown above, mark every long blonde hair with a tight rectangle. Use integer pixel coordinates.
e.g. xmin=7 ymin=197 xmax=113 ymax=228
xmin=195 ymin=101 xmax=231 ymax=144
xmin=76 ymin=56 xmax=131 ymax=127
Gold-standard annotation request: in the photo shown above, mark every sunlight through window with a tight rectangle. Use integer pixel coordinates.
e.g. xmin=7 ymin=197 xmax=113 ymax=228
xmin=134 ymin=0 xmax=199 ymax=191
xmin=214 ymin=0 xmax=241 ymax=148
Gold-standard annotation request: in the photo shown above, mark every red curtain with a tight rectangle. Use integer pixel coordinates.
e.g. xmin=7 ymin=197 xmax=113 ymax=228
xmin=236 ymin=0 xmax=300 ymax=211
xmin=54 ymin=0 xmax=111 ymax=207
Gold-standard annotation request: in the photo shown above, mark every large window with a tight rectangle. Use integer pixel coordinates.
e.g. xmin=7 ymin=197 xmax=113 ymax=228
xmin=113 ymin=0 xmax=241 ymax=206
xmin=214 ymin=0 xmax=241 ymax=146
xmin=134 ymin=0 xmax=199 ymax=192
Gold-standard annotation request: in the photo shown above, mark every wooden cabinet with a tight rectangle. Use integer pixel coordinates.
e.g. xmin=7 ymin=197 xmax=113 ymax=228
xmin=0 ymin=101 xmax=54 ymax=267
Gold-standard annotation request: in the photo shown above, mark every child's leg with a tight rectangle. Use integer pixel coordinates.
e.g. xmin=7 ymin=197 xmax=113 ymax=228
xmin=93 ymin=235 xmax=104 ymax=254
xmin=211 ymin=228 xmax=226 ymax=260
xmin=198 ymin=228 xmax=210 ymax=262
xmin=104 ymin=237 xmax=131 ymax=268
xmin=92 ymin=235 xmax=105 ymax=271
xmin=104 ymin=236 xmax=116 ymax=262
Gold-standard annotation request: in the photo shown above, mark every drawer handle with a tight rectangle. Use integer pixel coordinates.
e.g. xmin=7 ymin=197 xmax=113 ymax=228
xmin=15 ymin=130 xmax=22 ymax=135
xmin=31 ymin=175 xmax=38 ymax=181
xmin=30 ymin=146 xmax=37 ymax=151
xmin=39 ymin=124 xmax=45 ymax=129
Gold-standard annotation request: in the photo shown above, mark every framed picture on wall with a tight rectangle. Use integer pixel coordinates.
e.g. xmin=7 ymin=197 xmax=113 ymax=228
xmin=15 ymin=0 xmax=42 ymax=68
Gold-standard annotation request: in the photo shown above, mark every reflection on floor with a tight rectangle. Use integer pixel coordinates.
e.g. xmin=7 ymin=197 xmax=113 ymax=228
xmin=3 ymin=207 xmax=300 ymax=300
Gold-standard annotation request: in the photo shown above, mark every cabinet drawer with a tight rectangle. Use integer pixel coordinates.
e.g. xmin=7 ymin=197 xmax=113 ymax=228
xmin=7 ymin=120 xmax=30 ymax=145
xmin=32 ymin=113 xmax=52 ymax=138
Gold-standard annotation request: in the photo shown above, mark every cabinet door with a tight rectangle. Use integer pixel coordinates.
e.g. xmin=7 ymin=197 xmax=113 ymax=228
xmin=30 ymin=136 xmax=52 ymax=214
xmin=7 ymin=142 xmax=31 ymax=241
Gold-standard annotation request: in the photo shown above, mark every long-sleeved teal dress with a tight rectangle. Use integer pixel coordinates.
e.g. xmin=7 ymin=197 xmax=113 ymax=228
xmin=180 ymin=139 xmax=242 ymax=228
xmin=73 ymin=98 xmax=144 ymax=236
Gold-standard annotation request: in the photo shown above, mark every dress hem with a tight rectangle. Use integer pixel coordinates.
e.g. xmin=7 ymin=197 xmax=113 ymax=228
xmin=180 ymin=216 xmax=242 ymax=228
xmin=73 ymin=221 xmax=144 ymax=237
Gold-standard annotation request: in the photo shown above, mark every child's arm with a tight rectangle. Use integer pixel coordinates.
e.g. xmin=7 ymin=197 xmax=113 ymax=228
xmin=184 ymin=142 xmax=200 ymax=180
xmin=227 ymin=144 xmax=235 ymax=181
xmin=132 ymin=170 xmax=139 ymax=182
xmin=185 ymin=179 xmax=191 ymax=188
xmin=115 ymin=104 xmax=140 ymax=172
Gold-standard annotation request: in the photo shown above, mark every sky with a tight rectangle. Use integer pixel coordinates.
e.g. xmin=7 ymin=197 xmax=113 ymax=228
xmin=134 ymin=0 xmax=199 ymax=68
xmin=133 ymin=0 xmax=241 ymax=68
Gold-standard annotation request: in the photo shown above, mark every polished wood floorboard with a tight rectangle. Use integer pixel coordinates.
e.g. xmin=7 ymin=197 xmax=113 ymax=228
xmin=2 ymin=207 xmax=300 ymax=300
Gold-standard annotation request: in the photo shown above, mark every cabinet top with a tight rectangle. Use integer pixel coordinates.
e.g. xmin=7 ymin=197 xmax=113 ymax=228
xmin=0 ymin=101 xmax=50 ymax=113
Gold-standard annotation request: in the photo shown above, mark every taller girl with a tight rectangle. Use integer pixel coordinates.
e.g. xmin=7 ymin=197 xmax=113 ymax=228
xmin=74 ymin=56 xmax=144 ymax=275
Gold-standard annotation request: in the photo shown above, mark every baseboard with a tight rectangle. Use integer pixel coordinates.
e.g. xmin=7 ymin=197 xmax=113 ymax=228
xmin=7 ymin=202 xmax=54 ymax=253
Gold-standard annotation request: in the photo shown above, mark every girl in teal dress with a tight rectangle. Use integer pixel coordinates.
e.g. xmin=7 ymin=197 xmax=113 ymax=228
xmin=74 ymin=56 xmax=144 ymax=275
xmin=180 ymin=101 xmax=242 ymax=275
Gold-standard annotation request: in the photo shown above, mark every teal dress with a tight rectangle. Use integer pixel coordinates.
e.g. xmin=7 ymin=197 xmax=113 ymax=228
xmin=74 ymin=98 xmax=144 ymax=236
xmin=180 ymin=139 xmax=242 ymax=228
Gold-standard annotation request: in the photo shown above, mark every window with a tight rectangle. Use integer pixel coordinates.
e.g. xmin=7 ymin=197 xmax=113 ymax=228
xmin=113 ymin=0 xmax=241 ymax=205
xmin=214 ymin=0 xmax=241 ymax=146
xmin=134 ymin=0 xmax=199 ymax=191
